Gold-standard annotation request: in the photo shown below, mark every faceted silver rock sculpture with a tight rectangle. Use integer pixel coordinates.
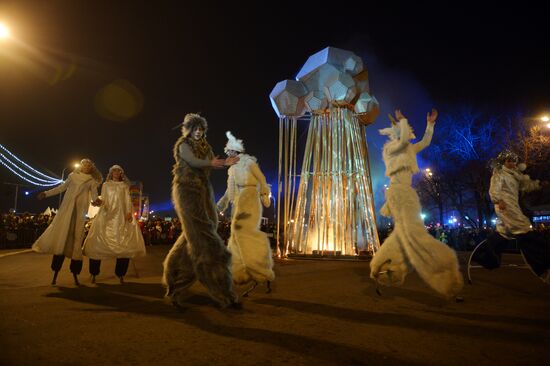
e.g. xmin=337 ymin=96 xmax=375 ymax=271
xmin=300 ymin=63 xmax=340 ymax=93
xmin=269 ymin=79 xmax=308 ymax=117
xmin=304 ymin=90 xmax=328 ymax=113
xmin=354 ymin=92 xmax=380 ymax=125
xmin=296 ymin=46 xmax=364 ymax=80
xmin=353 ymin=70 xmax=370 ymax=94
xmin=344 ymin=54 xmax=364 ymax=75
xmin=324 ymin=71 xmax=357 ymax=105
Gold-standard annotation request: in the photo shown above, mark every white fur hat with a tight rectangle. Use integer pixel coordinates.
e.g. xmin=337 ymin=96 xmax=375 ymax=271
xmin=379 ymin=117 xmax=416 ymax=140
xmin=224 ymin=131 xmax=244 ymax=153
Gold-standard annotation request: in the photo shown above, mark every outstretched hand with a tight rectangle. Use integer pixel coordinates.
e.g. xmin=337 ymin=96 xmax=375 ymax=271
xmin=224 ymin=156 xmax=240 ymax=167
xmin=427 ymin=108 xmax=438 ymax=125
xmin=394 ymin=109 xmax=406 ymax=121
xmin=210 ymin=156 xmax=226 ymax=169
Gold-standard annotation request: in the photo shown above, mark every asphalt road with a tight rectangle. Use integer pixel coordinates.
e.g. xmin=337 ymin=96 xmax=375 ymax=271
xmin=1 ymin=247 xmax=549 ymax=365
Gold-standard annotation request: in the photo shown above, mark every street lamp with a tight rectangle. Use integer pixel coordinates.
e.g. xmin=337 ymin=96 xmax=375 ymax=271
xmin=0 ymin=22 xmax=10 ymax=40
xmin=60 ymin=162 xmax=81 ymax=180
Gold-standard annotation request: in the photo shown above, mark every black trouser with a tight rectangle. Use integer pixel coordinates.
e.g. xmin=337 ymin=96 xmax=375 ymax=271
xmin=88 ymin=258 xmax=130 ymax=277
xmin=517 ymin=231 xmax=550 ymax=276
xmin=473 ymin=231 xmax=550 ymax=276
xmin=115 ymin=258 xmax=130 ymax=277
xmin=472 ymin=231 xmax=510 ymax=270
xmin=89 ymin=259 xmax=101 ymax=276
xmin=51 ymin=255 xmax=83 ymax=275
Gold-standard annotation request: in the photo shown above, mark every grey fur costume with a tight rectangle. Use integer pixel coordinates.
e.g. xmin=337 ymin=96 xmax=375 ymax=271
xmin=162 ymin=115 xmax=237 ymax=308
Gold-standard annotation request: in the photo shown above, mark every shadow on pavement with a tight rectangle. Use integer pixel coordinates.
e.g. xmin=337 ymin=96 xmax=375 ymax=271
xmin=44 ymin=285 xmax=415 ymax=365
xmin=252 ymin=297 xmax=545 ymax=344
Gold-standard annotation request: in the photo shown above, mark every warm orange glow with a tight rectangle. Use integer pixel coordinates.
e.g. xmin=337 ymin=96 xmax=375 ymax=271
xmin=0 ymin=22 xmax=10 ymax=39
xmin=541 ymin=115 xmax=549 ymax=122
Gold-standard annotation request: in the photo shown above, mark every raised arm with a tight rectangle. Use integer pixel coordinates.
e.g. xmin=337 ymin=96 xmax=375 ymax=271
xmin=413 ymin=109 xmax=437 ymax=153
xmin=384 ymin=111 xmax=412 ymax=154
xmin=41 ymin=175 xmax=71 ymax=198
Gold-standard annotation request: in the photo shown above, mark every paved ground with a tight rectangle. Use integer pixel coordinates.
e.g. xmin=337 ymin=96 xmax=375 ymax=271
xmin=0 ymin=246 xmax=549 ymax=365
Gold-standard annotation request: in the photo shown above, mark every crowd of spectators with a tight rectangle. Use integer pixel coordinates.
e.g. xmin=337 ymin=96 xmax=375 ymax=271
xmin=2 ymin=210 xmax=548 ymax=253
xmin=1 ymin=211 xmax=278 ymax=250
xmin=1 ymin=212 xmax=52 ymax=249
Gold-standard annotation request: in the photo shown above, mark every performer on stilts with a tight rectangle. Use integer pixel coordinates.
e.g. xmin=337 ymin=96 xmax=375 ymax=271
xmin=217 ymin=131 xmax=274 ymax=296
xmin=473 ymin=150 xmax=550 ymax=283
xmin=33 ymin=158 xmax=102 ymax=285
xmin=163 ymin=113 xmax=240 ymax=309
xmin=82 ymin=165 xmax=146 ymax=284
xmin=370 ymin=109 xmax=464 ymax=298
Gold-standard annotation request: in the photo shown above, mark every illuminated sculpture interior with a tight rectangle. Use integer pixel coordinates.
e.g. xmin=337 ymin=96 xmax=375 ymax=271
xmin=270 ymin=47 xmax=380 ymax=257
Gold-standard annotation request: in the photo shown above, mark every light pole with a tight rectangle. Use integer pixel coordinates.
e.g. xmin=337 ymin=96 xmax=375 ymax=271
xmin=423 ymin=168 xmax=444 ymax=226
xmin=2 ymin=182 xmax=31 ymax=213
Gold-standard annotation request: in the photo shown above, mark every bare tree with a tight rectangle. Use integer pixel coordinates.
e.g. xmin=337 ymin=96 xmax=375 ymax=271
xmin=420 ymin=108 xmax=504 ymax=226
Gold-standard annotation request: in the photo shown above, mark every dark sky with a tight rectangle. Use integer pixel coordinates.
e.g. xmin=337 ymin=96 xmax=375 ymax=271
xmin=1 ymin=1 xmax=549 ymax=213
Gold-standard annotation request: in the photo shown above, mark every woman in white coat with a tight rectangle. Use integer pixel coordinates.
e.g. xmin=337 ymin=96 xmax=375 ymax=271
xmin=83 ymin=165 xmax=146 ymax=283
xmin=473 ymin=150 xmax=549 ymax=283
xmin=217 ymin=131 xmax=274 ymax=296
xmin=370 ymin=110 xmax=463 ymax=298
xmin=33 ymin=159 xmax=102 ymax=285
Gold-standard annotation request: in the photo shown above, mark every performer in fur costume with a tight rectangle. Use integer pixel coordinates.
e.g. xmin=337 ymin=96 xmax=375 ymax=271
xmin=33 ymin=158 xmax=102 ymax=285
xmin=83 ymin=165 xmax=146 ymax=284
xmin=473 ymin=150 xmax=550 ymax=283
xmin=163 ymin=113 xmax=240 ymax=308
xmin=217 ymin=131 xmax=274 ymax=296
xmin=370 ymin=109 xmax=464 ymax=298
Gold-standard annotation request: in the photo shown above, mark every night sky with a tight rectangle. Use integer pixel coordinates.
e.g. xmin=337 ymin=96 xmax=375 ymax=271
xmin=1 ymin=1 xmax=548 ymax=214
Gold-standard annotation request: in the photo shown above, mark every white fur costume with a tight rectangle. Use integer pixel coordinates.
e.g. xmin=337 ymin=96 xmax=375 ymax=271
xmin=370 ymin=118 xmax=463 ymax=297
xmin=218 ymin=133 xmax=274 ymax=285
xmin=489 ymin=165 xmax=540 ymax=239
xmin=33 ymin=171 xmax=100 ymax=260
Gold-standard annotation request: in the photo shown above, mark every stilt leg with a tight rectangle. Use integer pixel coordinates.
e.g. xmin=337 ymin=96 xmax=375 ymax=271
xmin=242 ymin=281 xmax=257 ymax=297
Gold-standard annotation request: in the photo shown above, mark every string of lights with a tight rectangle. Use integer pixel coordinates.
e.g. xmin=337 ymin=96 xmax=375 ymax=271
xmin=0 ymin=143 xmax=61 ymax=182
xmin=0 ymin=144 xmax=63 ymax=187
xmin=0 ymin=153 xmax=61 ymax=184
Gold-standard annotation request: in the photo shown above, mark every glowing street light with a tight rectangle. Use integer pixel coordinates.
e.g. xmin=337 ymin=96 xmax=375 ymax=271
xmin=0 ymin=22 xmax=11 ymax=40
xmin=541 ymin=115 xmax=549 ymax=123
